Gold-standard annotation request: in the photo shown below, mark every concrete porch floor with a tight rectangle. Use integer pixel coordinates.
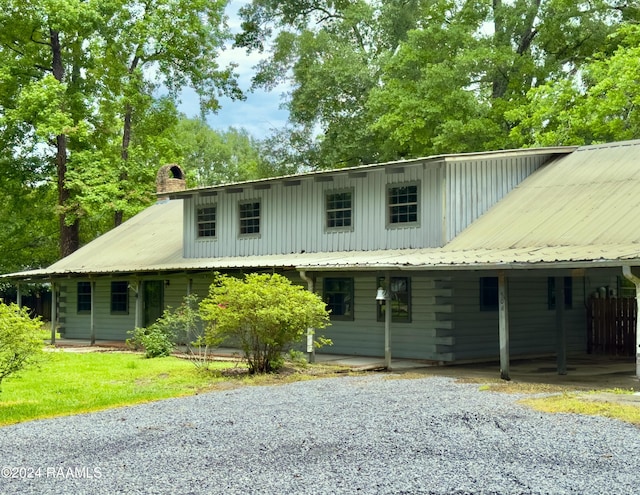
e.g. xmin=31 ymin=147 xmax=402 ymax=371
xmin=50 ymin=339 xmax=639 ymax=391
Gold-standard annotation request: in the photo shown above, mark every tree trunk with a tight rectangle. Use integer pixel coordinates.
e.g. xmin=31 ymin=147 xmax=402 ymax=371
xmin=51 ymin=29 xmax=80 ymax=257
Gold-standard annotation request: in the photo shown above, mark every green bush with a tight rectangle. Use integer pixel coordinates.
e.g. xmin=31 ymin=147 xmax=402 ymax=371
xmin=0 ymin=302 xmax=44 ymax=391
xmin=127 ymin=294 xmax=202 ymax=359
xmin=199 ymin=273 xmax=330 ymax=374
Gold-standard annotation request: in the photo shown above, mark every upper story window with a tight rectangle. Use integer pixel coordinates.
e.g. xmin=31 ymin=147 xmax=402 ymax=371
xmin=326 ymin=190 xmax=353 ymax=230
xmin=197 ymin=206 xmax=217 ymax=238
xmin=239 ymin=200 xmax=261 ymax=236
xmin=111 ymin=281 xmax=129 ymax=314
xmin=77 ymin=282 xmax=91 ymax=314
xmin=388 ymin=183 xmax=419 ymax=226
xmin=323 ymin=277 xmax=354 ymax=321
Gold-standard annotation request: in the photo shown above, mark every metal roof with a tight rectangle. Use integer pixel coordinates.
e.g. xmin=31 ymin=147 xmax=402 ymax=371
xmin=5 ymin=141 xmax=640 ymax=280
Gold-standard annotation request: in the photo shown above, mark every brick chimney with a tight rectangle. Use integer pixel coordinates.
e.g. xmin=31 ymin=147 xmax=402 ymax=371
xmin=156 ymin=164 xmax=186 ymax=200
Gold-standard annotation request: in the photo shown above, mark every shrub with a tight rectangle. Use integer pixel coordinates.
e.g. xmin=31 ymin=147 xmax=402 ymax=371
xmin=0 ymin=302 xmax=44 ymax=391
xmin=127 ymin=294 xmax=203 ymax=359
xmin=199 ymin=273 xmax=330 ymax=374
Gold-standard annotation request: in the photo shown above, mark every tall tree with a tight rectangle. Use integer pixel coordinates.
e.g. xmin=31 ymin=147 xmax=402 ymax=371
xmin=0 ymin=0 xmax=240 ymax=258
xmin=236 ymin=0 xmax=631 ymax=166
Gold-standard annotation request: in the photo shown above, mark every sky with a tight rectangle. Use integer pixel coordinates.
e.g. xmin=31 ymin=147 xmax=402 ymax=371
xmin=176 ymin=0 xmax=290 ymax=140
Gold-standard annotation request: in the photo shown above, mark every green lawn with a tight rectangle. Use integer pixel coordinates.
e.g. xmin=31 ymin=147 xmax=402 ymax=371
xmin=0 ymin=350 xmax=238 ymax=426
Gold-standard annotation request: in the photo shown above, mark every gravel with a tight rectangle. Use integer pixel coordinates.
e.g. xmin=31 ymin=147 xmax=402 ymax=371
xmin=1 ymin=374 xmax=639 ymax=495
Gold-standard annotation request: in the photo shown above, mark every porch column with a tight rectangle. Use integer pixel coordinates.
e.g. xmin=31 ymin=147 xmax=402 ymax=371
xmin=50 ymin=281 xmax=57 ymax=345
xmin=90 ymin=279 xmax=96 ymax=345
xmin=186 ymin=277 xmax=193 ymax=296
xmin=621 ymin=266 xmax=640 ymax=378
xmin=298 ymin=271 xmax=316 ymax=364
xmin=134 ymin=280 xmax=143 ymax=329
xmin=16 ymin=283 xmax=22 ymax=308
xmin=555 ymin=276 xmax=567 ymax=375
xmin=498 ymin=271 xmax=510 ymax=381
xmin=384 ymin=271 xmax=392 ymax=370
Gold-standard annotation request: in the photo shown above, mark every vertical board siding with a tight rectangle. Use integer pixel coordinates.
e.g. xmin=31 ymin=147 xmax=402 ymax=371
xmin=445 ymin=155 xmax=549 ymax=241
xmin=184 ymin=162 xmax=444 ymax=258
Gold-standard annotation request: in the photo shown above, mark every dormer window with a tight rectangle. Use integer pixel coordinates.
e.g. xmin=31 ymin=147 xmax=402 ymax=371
xmin=387 ymin=183 xmax=419 ymax=226
xmin=326 ymin=190 xmax=353 ymax=230
xmin=239 ymin=200 xmax=261 ymax=236
xmin=197 ymin=206 xmax=217 ymax=238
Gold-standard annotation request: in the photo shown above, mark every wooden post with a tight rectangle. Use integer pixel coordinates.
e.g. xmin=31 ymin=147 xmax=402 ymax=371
xmin=384 ymin=271 xmax=392 ymax=370
xmin=555 ymin=276 xmax=567 ymax=375
xmin=299 ymin=271 xmax=317 ymax=364
xmin=498 ymin=271 xmax=510 ymax=381
xmin=16 ymin=283 xmax=22 ymax=308
xmin=90 ymin=279 xmax=96 ymax=345
xmin=134 ymin=280 xmax=143 ymax=329
xmin=621 ymin=266 xmax=640 ymax=378
xmin=50 ymin=281 xmax=57 ymax=345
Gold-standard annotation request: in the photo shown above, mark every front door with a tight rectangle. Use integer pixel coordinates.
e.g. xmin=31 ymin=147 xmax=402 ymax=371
xmin=143 ymin=280 xmax=164 ymax=327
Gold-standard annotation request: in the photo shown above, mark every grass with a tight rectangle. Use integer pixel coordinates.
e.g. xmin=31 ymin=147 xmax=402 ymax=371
xmin=0 ymin=351 xmax=241 ymax=426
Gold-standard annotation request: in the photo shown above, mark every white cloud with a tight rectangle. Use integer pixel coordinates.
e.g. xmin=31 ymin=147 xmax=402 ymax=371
xmin=177 ymin=0 xmax=290 ymax=140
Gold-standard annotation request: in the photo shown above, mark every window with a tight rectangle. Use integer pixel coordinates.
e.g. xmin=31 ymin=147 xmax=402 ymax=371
xmin=479 ymin=277 xmax=499 ymax=311
xmin=111 ymin=281 xmax=129 ymax=314
xmin=326 ymin=191 xmax=353 ymax=230
xmin=548 ymin=277 xmax=573 ymax=310
xmin=388 ymin=183 xmax=419 ymax=225
xmin=324 ymin=278 xmax=354 ymax=320
xmin=239 ymin=201 xmax=260 ymax=235
xmin=77 ymin=282 xmax=91 ymax=313
xmin=197 ymin=206 xmax=216 ymax=238
xmin=377 ymin=277 xmax=411 ymax=323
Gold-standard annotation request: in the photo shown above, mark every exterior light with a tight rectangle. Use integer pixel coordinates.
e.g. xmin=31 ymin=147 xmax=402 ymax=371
xmin=376 ymin=287 xmax=387 ymax=304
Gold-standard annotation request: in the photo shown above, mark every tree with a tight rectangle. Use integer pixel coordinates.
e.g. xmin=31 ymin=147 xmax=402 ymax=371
xmin=0 ymin=303 xmax=43 ymax=392
xmin=509 ymin=24 xmax=640 ymax=147
xmin=237 ymin=0 xmax=631 ymax=165
xmin=0 ymin=0 xmax=240 ymax=258
xmin=199 ymin=273 xmax=330 ymax=373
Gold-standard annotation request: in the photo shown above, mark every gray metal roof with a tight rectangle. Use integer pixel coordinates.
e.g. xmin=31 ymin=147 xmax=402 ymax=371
xmin=5 ymin=141 xmax=640 ymax=280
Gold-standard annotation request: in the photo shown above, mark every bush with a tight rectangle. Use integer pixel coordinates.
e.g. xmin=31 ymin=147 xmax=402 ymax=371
xmin=127 ymin=294 xmax=202 ymax=359
xmin=0 ymin=302 xmax=44 ymax=391
xmin=199 ymin=273 xmax=330 ymax=374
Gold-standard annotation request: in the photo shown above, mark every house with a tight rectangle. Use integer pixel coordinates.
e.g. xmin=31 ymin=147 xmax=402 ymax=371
xmin=5 ymin=141 xmax=640 ymax=379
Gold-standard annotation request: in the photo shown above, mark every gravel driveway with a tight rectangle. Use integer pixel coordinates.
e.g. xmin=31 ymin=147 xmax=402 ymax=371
xmin=1 ymin=374 xmax=639 ymax=495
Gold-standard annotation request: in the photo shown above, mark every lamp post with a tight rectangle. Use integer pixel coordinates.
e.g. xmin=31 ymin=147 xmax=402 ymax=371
xmin=376 ymin=271 xmax=392 ymax=370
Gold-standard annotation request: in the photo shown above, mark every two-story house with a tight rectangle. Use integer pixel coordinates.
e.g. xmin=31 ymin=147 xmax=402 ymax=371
xmin=6 ymin=140 xmax=640 ymax=377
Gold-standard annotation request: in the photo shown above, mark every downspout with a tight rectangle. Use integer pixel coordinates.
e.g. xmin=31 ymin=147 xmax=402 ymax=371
xmin=299 ymin=270 xmax=316 ymax=364
xmin=621 ymin=265 xmax=640 ymax=378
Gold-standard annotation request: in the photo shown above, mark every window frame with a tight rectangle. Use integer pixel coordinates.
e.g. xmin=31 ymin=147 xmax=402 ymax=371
xmin=196 ymin=205 xmax=217 ymax=238
xmin=238 ymin=200 xmax=261 ymax=237
xmin=325 ymin=189 xmax=354 ymax=232
xmin=77 ymin=281 xmax=91 ymax=314
xmin=323 ymin=277 xmax=354 ymax=321
xmin=110 ymin=281 xmax=129 ymax=315
xmin=548 ymin=277 xmax=573 ymax=310
xmin=386 ymin=182 xmax=420 ymax=228
xmin=479 ymin=277 xmax=499 ymax=312
xmin=376 ymin=276 xmax=412 ymax=323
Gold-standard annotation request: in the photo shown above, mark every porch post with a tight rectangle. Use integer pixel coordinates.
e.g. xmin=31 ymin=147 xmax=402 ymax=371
xmin=50 ymin=281 xmax=57 ymax=345
xmin=498 ymin=271 xmax=510 ymax=381
xmin=555 ymin=276 xmax=567 ymax=375
xmin=298 ymin=271 xmax=316 ymax=364
xmin=16 ymin=283 xmax=22 ymax=308
xmin=90 ymin=279 xmax=96 ymax=345
xmin=134 ymin=280 xmax=143 ymax=329
xmin=384 ymin=271 xmax=392 ymax=370
xmin=621 ymin=266 xmax=640 ymax=378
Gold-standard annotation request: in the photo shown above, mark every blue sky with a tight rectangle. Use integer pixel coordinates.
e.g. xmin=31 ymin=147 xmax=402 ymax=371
xmin=177 ymin=0 xmax=289 ymax=140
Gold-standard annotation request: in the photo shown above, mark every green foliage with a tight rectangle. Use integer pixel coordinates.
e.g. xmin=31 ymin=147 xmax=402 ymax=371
xmin=0 ymin=302 xmax=44 ymax=391
xmin=127 ymin=325 xmax=175 ymax=359
xmin=199 ymin=273 xmax=330 ymax=374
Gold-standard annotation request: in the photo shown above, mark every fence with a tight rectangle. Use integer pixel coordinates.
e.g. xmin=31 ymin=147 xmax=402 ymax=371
xmin=588 ymin=297 xmax=636 ymax=356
